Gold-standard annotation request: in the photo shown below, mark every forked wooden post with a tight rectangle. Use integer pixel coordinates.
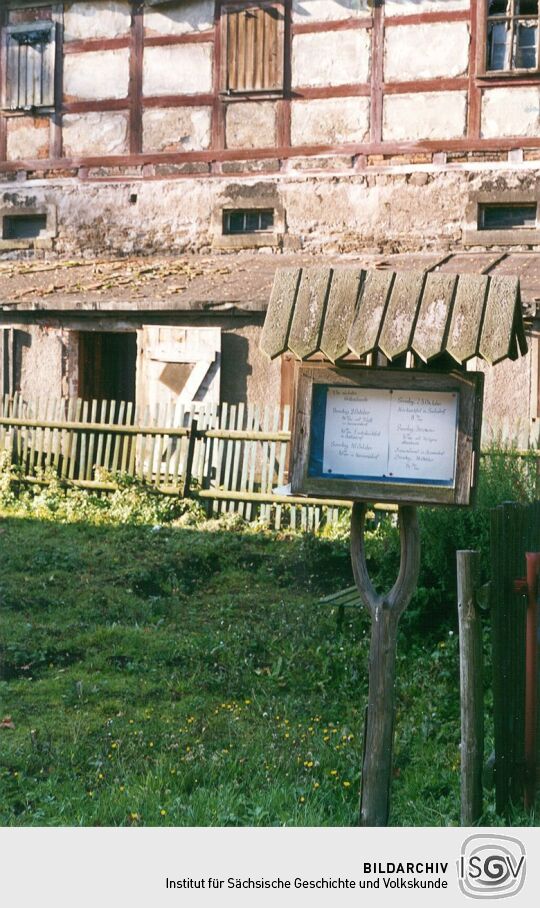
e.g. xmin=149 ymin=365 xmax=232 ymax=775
xmin=350 ymin=501 xmax=421 ymax=826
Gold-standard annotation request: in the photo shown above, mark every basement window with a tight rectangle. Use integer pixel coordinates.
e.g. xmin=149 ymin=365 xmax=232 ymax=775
xmin=478 ymin=203 xmax=537 ymax=229
xmin=2 ymin=21 xmax=56 ymax=110
xmin=223 ymin=208 xmax=274 ymax=234
xmin=3 ymin=213 xmax=47 ymax=239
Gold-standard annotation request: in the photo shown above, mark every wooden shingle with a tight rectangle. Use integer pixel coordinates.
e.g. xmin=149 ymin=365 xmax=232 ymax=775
xmin=347 ymin=270 xmax=394 ymax=357
xmin=479 ymin=275 xmax=520 ymax=365
xmin=319 ymin=268 xmax=364 ymax=362
xmin=377 ymin=271 xmax=425 ymax=360
xmin=412 ymin=273 xmax=457 ymax=362
xmin=288 ymin=267 xmax=332 ymax=360
xmin=261 ymin=265 xmax=526 ymax=367
xmin=446 ymin=274 xmax=489 ymax=364
xmin=259 ymin=267 xmax=301 ymax=359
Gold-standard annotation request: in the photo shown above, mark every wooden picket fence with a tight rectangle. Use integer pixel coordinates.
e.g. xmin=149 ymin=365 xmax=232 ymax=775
xmin=0 ymin=394 xmax=347 ymax=531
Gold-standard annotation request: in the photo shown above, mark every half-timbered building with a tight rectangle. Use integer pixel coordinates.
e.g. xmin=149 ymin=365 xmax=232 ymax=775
xmin=1 ymin=0 xmax=540 ymax=442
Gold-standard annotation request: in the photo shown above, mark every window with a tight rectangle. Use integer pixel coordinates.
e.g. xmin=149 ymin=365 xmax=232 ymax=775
xmin=223 ymin=209 xmax=274 ymax=234
xmin=222 ymin=4 xmax=284 ymax=94
xmin=3 ymin=213 xmax=47 ymax=239
xmin=2 ymin=21 xmax=56 ymax=110
xmin=486 ymin=0 xmax=539 ymax=71
xmin=479 ymin=203 xmax=537 ymax=228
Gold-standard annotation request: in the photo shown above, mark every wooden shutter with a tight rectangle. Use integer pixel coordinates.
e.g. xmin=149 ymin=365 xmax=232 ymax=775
xmin=3 ymin=21 xmax=56 ymax=110
xmin=225 ymin=4 xmax=284 ymax=92
xmin=137 ymin=327 xmax=221 ymax=412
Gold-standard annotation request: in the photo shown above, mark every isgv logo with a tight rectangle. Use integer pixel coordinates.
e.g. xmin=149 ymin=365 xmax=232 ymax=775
xmin=458 ymin=835 xmax=526 ymax=899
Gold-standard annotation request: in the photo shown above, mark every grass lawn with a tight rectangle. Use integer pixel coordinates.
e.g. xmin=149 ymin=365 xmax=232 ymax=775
xmin=0 ymin=510 xmax=532 ymax=827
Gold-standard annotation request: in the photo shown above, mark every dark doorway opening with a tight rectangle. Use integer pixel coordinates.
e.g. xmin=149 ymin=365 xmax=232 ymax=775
xmin=78 ymin=331 xmax=137 ymax=403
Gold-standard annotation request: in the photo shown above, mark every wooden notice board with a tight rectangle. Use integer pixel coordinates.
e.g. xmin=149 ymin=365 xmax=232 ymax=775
xmin=291 ymin=366 xmax=484 ymax=506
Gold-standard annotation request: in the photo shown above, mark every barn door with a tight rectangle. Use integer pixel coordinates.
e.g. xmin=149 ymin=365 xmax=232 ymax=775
xmin=137 ymin=326 xmax=221 ymax=413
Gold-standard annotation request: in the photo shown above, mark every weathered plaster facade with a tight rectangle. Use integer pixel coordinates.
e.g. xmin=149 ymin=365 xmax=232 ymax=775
xmin=0 ymin=0 xmax=540 ymax=444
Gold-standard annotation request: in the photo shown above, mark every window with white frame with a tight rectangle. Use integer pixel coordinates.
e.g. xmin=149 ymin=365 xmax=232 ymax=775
xmin=486 ymin=0 xmax=539 ymax=71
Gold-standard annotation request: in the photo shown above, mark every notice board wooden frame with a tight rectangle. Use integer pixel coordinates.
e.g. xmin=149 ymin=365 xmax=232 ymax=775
xmin=291 ymin=365 xmax=484 ymax=507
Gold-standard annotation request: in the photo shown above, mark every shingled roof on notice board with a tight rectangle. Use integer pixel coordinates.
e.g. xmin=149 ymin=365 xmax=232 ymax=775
xmin=259 ymin=267 xmax=528 ymax=366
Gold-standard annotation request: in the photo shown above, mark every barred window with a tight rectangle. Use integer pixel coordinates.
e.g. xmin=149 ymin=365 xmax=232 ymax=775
xmin=2 ymin=21 xmax=56 ymax=110
xmin=223 ymin=209 xmax=274 ymax=234
xmin=486 ymin=0 xmax=539 ymax=71
xmin=222 ymin=3 xmax=284 ymax=94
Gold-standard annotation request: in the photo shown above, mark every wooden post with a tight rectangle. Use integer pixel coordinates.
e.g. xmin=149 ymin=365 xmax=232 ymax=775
xmin=351 ymin=501 xmax=420 ymax=826
xmin=457 ymin=549 xmax=483 ymax=826
xmin=182 ymin=418 xmax=198 ymax=499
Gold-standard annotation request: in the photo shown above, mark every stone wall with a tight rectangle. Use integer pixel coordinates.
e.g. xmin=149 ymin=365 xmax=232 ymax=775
xmin=1 ymin=164 xmax=539 ymax=258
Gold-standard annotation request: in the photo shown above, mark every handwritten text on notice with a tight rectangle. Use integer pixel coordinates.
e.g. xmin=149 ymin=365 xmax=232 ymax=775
xmin=322 ymin=387 xmax=458 ymax=484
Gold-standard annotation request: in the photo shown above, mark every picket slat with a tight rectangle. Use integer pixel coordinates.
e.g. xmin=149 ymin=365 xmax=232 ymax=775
xmin=274 ymin=404 xmax=290 ymax=530
xmin=246 ymin=405 xmax=259 ymax=522
xmin=86 ymin=399 xmax=98 ymax=479
xmin=222 ymin=404 xmax=237 ymax=515
xmin=229 ymin=402 xmax=245 ymax=514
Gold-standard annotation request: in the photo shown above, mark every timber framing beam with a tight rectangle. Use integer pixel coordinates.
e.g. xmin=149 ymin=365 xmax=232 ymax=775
xmin=1 ymin=1 xmax=540 ymax=170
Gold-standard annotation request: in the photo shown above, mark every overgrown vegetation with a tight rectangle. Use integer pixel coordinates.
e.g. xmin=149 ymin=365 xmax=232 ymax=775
xmin=0 ymin=450 xmax=537 ymax=826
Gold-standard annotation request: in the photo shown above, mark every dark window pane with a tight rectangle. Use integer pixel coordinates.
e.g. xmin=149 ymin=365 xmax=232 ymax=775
xmin=3 ymin=214 xmax=47 ymax=239
xmin=487 ymin=21 xmax=509 ymax=69
xmin=516 ymin=0 xmax=538 ymax=14
xmin=259 ymin=210 xmax=274 ymax=230
xmin=515 ymin=22 xmax=537 ymax=67
xmin=223 ymin=209 xmax=274 ymax=234
xmin=480 ymin=204 xmax=537 ymax=230
xmin=246 ymin=211 xmax=261 ymax=232
xmin=226 ymin=211 xmax=246 ymax=233
xmin=488 ymin=0 xmax=509 ymax=14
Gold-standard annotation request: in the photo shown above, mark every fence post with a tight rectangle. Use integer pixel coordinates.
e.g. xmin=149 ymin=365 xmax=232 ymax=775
xmin=457 ymin=549 xmax=483 ymax=826
xmin=182 ymin=418 xmax=198 ymax=499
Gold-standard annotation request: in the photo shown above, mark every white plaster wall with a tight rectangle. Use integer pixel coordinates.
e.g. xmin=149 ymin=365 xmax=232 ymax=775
xmin=63 ymin=1 xmax=131 ymax=42
xmin=143 ymin=44 xmax=213 ymax=96
xmin=225 ymin=103 xmax=277 ymax=148
xmin=292 ymin=0 xmax=370 ymax=22
xmin=383 ymin=91 xmax=467 ymax=141
xmin=62 ymin=111 xmax=129 ymax=156
xmin=292 ymin=30 xmax=370 ymax=87
xmin=384 ymin=22 xmax=470 ymax=82
xmin=291 ymin=96 xmax=369 ymax=144
xmin=6 ymin=118 xmax=49 ymax=161
xmin=385 ymin=0 xmax=470 ymax=14
xmin=481 ymin=87 xmax=540 ymax=138
xmin=142 ymin=106 xmax=211 ymax=152
xmin=64 ymin=49 xmax=130 ymax=101
xmin=144 ymin=0 xmax=214 ymax=35
xmin=471 ymin=354 xmax=532 ymax=448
